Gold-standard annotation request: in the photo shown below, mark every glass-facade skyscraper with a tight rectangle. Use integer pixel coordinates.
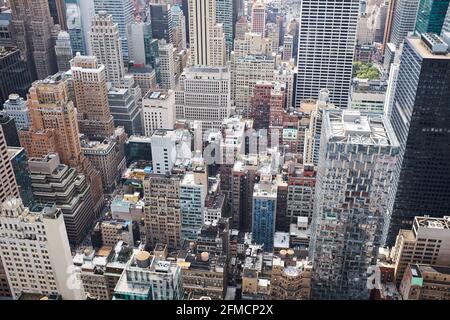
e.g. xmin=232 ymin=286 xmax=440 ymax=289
xmin=415 ymin=0 xmax=450 ymax=35
xmin=387 ymin=34 xmax=450 ymax=246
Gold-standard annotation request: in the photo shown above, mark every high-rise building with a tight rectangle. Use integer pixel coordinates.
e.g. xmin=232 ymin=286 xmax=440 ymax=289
xmin=144 ymin=173 xmax=183 ymax=249
xmin=93 ymin=0 xmax=133 ymax=62
xmin=443 ymin=3 xmax=450 ymax=33
xmin=70 ymin=54 xmax=115 ymax=139
xmin=311 ymin=110 xmax=400 ymax=300
xmin=286 ymin=164 xmax=316 ymax=225
xmin=283 ymin=35 xmax=293 ymax=61
xmin=0 ymin=126 xmax=19 ymax=203
xmin=0 ymin=47 xmax=32 ymax=106
xmin=389 ymin=0 xmax=420 ymax=48
xmin=252 ymin=173 xmax=278 ymax=252
xmin=251 ymin=1 xmax=266 ymax=35
xmin=48 ymin=0 xmax=67 ymax=29
xmin=180 ymin=171 xmax=207 ymax=242
xmin=387 ymin=34 xmax=450 ymax=245
xmin=18 ymin=72 xmax=104 ymax=214
xmin=127 ymin=21 xmax=155 ymax=67
xmin=7 ymin=147 xmax=34 ymax=208
xmin=171 ymin=5 xmax=187 ymax=51
xmin=188 ymin=0 xmax=226 ymax=67
xmin=55 ymin=31 xmax=73 ymax=72
xmin=295 ymin=0 xmax=359 ymax=108
xmin=0 ymin=7 xmax=14 ymax=48
xmin=149 ymin=3 xmax=173 ymax=43
xmin=216 ymin=0 xmax=233 ymax=55
xmin=66 ymin=1 xmax=86 ymax=55
xmin=81 ymin=132 xmax=126 ymax=193
xmin=2 ymin=94 xmax=30 ymax=131
xmin=175 ymin=66 xmax=231 ymax=132
xmin=0 ymin=198 xmax=85 ymax=300
xmin=158 ymin=40 xmax=176 ymax=90
xmin=9 ymin=0 xmax=57 ymax=80
xmin=89 ymin=12 xmax=125 ymax=87
xmin=29 ymin=153 xmax=95 ymax=245
xmin=0 ymin=114 xmax=20 ymax=147
xmin=233 ymin=55 xmax=275 ymax=117
xmin=391 ymin=215 xmax=450 ymax=286
xmin=142 ymin=90 xmax=176 ymax=137
xmin=414 ymin=0 xmax=450 ymax=35
xmin=107 ymin=76 xmax=142 ymax=136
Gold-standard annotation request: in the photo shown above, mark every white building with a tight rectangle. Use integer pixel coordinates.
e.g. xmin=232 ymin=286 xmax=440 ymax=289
xmin=89 ymin=11 xmax=125 ymax=87
xmin=1 ymin=94 xmax=30 ymax=131
xmin=175 ymin=66 xmax=231 ymax=132
xmin=55 ymin=31 xmax=73 ymax=72
xmin=142 ymin=90 xmax=176 ymax=137
xmin=0 ymin=198 xmax=85 ymax=300
xmin=295 ymin=0 xmax=359 ymax=108
xmin=158 ymin=40 xmax=176 ymax=90
xmin=311 ymin=109 xmax=400 ymax=299
xmin=180 ymin=172 xmax=207 ymax=241
xmin=150 ymin=129 xmax=192 ymax=174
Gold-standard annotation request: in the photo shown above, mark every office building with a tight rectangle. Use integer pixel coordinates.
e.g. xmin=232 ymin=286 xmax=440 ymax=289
xmin=9 ymin=0 xmax=57 ymax=79
xmin=93 ymin=0 xmax=133 ymax=62
xmin=29 ymin=153 xmax=95 ymax=245
xmin=107 ymin=78 xmax=142 ymax=136
xmin=399 ymin=264 xmax=450 ymax=300
xmin=443 ymin=3 xmax=450 ymax=34
xmin=387 ymin=34 xmax=450 ymax=245
xmin=149 ymin=3 xmax=173 ymax=43
xmin=216 ymin=0 xmax=233 ymax=55
xmin=81 ymin=133 xmax=127 ymax=193
xmin=251 ymin=1 xmax=266 ymax=35
xmin=127 ymin=21 xmax=156 ymax=67
xmin=283 ymin=34 xmax=293 ymax=61
xmin=175 ymin=66 xmax=231 ymax=132
xmin=71 ymin=54 xmax=115 ymax=139
xmin=113 ymin=249 xmax=184 ymax=300
xmin=233 ymin=55 xmax=275 ymax=117
xmin=295 ymin=0 xmax=359 ymax=108
xmin=48 ymin=0 xmax=67 ymax=29
xmin=0 ymin=7 xmax=14 ymax=47
xmin=66 ymin=1 xmax=86 ymax=55
xmin=0 ymin=114 xmax=19 ymax=147
xmin=89 ymin=12 xmax=125 ymax=87
xmin=414 ymin=0 xmax=450 ymax=35
xmin=55 ymin=31 xmax=73 ymax=72
xmin=252 ymin=173 xmax=278 ymax=252
xmin=181 ymin=171 xmax=207 ymax=242
xmin=391 ymin=215 xmax=450 ymax=286
xmin=7 ymin=147 xmax=34 ymax=208
xmin=144 ymin=173 xmax=183 ymax=249
xmin=286 ymin=164 xmax=316 ymax=225
xmin=158 ymin=40 xmax=176 ymax=90
xmin=311 ymin=110 xmax=400 ymax=299
xmin=0 ymin=198 xmax=85 ymax=300
xmin=0 ymin=126 xmax=19 ymax=203
xmin=0 ymin=47 xmax=32 ymax=106
xmin=188 ymin=0 xmax=226 ymax=67
xmin=142 ymin=90 xmax=176 ymax=137
xmin=125 ymin=135 xmax=152 ymax=165
xmin=1 ymin=94 xmax=29 ymax=131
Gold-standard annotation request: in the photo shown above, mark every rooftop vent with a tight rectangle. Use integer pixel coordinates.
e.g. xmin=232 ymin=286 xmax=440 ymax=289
xmin=421 ymin=33 xmax=448 ymax=54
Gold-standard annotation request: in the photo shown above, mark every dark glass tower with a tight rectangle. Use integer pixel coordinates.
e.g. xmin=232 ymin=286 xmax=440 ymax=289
xmin=415 ymin=0 xmax=450 ymax=35
xmin=149 ymin=3 xmax=173 ymax=43
xmin=387 ymin=33 xmax=450 ymax=245
xmin=7 ymin=147 xmax=35 ymax=208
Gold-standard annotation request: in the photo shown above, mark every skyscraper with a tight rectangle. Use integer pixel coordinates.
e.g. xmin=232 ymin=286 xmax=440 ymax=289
xmin=158 ymin=40 xmax=176 ymax=90
xmin=0 ymin=47 xmax=32 ymax=106
xmin=216 ymin=0 xmax=233 ymax=55
xmin=70 ymin=53 xmax=115 ymax=139
xmin=48 ymin=0 xmax=68 ymax=29
xmin=311 ymin=110 xmax=399 ymax=299
xmin=251 ymin=1 xmax=266 ymax=35
xmin=0 ymin=198 xmax=85 ymax=300
xmin=171 ymin=5 xmax=187 ymax=51
xmin=1 ymin=94 xmax=30 ymax=131
xmin=9 ymin=0 xmax=57 ymax=80
xmin=414 ymin=0 xmax=450 ymax=35
xmin=294 ymin=0 xmax=359 ymax=108
xmin=93 ymin=0 xmax=133 ymax=62
xmin=0 ymin=125 xmax=19 ymax=203
xmin=29 ymin=153 xmax=95 ymax=245
xmin=55 ymin=31 xmax=74 ymax=72
xmin=387 ymin=34 xmax=450 ymax=245
xmin=89 ymin=12 xmax=125 ymax=87
xmin=149 ymin=3 xmax=173 ymax=43
xmin=188 ymin=0 xmax=226 ymax=67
